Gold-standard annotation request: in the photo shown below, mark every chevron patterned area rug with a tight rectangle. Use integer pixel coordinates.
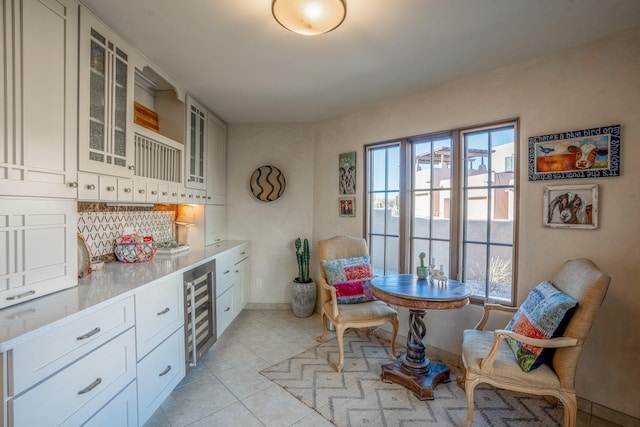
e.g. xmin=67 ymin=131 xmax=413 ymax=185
xmin=260 ymin=331 xmax=564 ymax=426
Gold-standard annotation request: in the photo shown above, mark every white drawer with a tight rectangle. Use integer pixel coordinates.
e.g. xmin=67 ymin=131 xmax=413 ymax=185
xmin=98 ymin=175 xmax=118 ymax=201
xmin=66 ymin=380 xmax=137 ymax=427
xmin=9 ymin=328 xmax=137 ymax=427
xmin=135 ymin=273 xmax=184 ymax=359
xmin=217 ymin=286 xmax=235 ymax=336
xmin=137 ymin=327 xmax=185 ymax=425
xmin=233 ymin=244 xmax=250 ymax=264
xmin=78 ymin=172 xmax=99 ymax=201
xmin=9 ymin=297 xmax=135 ymax=396
xmin=215 ymin=252 xmax=233 ymax=297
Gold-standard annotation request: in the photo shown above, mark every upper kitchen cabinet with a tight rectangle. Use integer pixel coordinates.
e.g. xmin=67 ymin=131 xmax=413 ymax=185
xmin=185 ymin=96 xmax=207 ymax=191
xmin=78 ymin=7 xmax=135 ymax=178
xmin=132 ymin=65 xmax=185 ymax=186
xmin=0 ymin=0 xmax=78 ymax=198
xmin=206 ymin=113 xmax=227 ymax=205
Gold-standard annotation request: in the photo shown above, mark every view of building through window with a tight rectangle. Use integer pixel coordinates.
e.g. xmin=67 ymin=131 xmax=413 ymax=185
xmin=366 ymin=122 xmax=517 ymax=303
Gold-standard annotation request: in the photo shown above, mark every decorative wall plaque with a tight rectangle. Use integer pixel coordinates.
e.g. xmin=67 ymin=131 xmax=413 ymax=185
xmin=249 ymin=165 xmax=286 ymax=202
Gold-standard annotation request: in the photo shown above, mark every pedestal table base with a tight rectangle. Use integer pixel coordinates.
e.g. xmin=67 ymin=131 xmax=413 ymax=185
xmin=381 ymin=357 xmax=450 ymax=400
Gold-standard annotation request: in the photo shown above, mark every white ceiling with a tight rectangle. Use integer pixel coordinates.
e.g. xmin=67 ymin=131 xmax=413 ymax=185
xmin=80 ymin=0 xmax=640 ymax=124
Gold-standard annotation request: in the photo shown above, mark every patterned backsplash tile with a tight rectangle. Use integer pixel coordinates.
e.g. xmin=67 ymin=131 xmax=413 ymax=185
xmin=78 ymin=203 xmax=177 ymax=261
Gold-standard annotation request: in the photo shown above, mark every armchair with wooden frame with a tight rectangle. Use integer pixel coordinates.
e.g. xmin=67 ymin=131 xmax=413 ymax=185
xmin=461 ymin=258 xmax=610 ymax=427
xmin=316 ymin=235 xmax=399 ymax=372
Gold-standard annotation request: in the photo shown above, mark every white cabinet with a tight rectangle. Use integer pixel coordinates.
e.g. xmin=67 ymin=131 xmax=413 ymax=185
xmin=0 ymin=0 xmax=78 ymax=198
xmin=137 ymin=328 xmax=185 ymax=425
xmin=205 ymin=204 xmax=227 ymax=246
xmin=9 ymin=297 xmax=135 ymax=396
xmin=8 ymin=327 xmax=137 ymax=427
xmin=0 ymin=197 xmax=77 ymax=309
xmin=216 ymin=244 xmax=251 ymax=336
xmin=216 ymin=285 xmax=235 ymax=337
xmin=206 ymin=113 xmax=227 ymax=205
xmin=78 ymin=7 xmax=135 ymax=178
xmin=233 ymin=245 xmax=251 ymax=314
xmin=134 ymin=273 xmax=184 ymax=359
xmin=80 ymin=380 xmax=138 ymax=427
xmin=135 ymin=273 xmax=185 ymax=426
xmin=185 ymin=96 xmax=207 ymax=190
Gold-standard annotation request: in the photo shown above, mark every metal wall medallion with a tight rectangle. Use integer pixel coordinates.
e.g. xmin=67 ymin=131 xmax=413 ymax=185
xmin=249 ymin=165 xmax=286 ymax=202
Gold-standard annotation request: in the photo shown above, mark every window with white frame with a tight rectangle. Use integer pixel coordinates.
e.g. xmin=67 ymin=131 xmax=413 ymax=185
xmin=365 ymin=121 xmax=518 ymax=304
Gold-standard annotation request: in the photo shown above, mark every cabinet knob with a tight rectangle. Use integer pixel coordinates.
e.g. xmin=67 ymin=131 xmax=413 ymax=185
xmin=162 ymin=192 xmax=168 ymax=196
xmin=106 ymin=186 xmax=115 ymax=192
xmin=172 ymin=193 xmax=178 ymax=196
xmin=87 ymin=184 xmax=96 ymax=190
xmin=68 ymin=182 xmax=78 ymax=188
xmin=151 ymin=190 xmax=158 ymax=195
xmin=128 ymin=165 xmax=136 ymax=171
xmin=124 ymin=187 xmax=132 ymax=193
xmin=139 ymin=189 xmax=145 ymax=194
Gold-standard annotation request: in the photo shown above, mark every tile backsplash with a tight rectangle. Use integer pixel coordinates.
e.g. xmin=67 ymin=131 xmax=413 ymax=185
xmin=78 ymin=203 xmax=176 ymax=261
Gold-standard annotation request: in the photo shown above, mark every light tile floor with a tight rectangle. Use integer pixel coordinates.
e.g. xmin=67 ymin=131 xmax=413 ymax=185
xmin=144 ymin=309 xmax=333 ymax=427
xmin=144 ymin=309 xmax=621 ymax=427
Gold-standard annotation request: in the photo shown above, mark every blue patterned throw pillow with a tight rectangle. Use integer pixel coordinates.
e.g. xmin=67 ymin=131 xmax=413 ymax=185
xmin=505 ymin=280 xmax=578 ymax=372
xmin=322 ymin=255 xmax=372 ymax=285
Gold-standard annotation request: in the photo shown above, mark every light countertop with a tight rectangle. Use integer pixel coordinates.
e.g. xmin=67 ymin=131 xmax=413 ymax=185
xmin=0 ymin=240 xmax=248 ymax=351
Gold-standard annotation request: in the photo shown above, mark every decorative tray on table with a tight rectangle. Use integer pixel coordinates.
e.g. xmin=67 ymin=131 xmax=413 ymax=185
xmin=155 ymin=241 xmax=190 ymax=255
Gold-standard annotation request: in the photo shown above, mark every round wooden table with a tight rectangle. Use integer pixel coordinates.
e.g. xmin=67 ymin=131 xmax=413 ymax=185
xmin=370 ymin=274 xmax=471 ymax=400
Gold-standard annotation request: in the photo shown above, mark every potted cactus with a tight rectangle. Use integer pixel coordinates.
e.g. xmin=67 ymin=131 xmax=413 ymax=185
xmin=416 ymin=252 xmax=428 ymax=280
xmin=291 ymin=237 xmax=316 ymax=317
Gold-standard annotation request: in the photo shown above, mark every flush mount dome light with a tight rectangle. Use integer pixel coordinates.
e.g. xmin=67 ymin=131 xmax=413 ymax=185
xmin=272 ymin=0 xmax=346 ymax=36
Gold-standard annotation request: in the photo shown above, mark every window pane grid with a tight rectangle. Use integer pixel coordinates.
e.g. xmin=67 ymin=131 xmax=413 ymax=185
xmin=366 ymin=122 xmax=516 ymax=305
xmin=367 ymin=144 xmax=400 ymax=275
xmin=410 ymin=136 xmax=451 ymax=272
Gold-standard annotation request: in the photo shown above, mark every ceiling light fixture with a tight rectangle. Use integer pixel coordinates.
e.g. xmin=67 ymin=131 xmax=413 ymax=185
xmin=272 ymin=0 xmax=346 ymax=36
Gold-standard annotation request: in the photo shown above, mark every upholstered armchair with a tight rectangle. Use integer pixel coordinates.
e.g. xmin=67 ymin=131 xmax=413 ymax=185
xmin=461 ymin=258 xmax=610 ymax=427
xmin=316 ymin=235 xmax=399 ymax=372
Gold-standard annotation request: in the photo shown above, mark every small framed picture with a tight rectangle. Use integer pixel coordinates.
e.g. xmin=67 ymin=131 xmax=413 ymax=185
xmin=339 ymin=152 xmax=356 ymax=195
xmin=543 ymin=184 xmax=598 ymax=229
xmin=339 ymin=197 xmax=355 ymax=217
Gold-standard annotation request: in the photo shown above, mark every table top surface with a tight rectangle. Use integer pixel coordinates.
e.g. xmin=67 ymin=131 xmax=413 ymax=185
xmin=370 ymin=274 xmax=471 ymax=303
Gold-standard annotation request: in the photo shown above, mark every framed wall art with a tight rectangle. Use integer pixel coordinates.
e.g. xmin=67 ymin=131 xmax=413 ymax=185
xmin=339 ymin=151 xmax=356 ymax=194
xmin=339 ymin=197 xmax=355 ymax=217
xmin=543 ymin=184 xmax=598 ymax=229
xmin=528 ymin=124 xmax=620 ymax=181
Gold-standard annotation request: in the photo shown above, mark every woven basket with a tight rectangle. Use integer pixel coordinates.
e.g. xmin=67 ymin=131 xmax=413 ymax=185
xmin=114 ymin=235 xmax=157 ymax=263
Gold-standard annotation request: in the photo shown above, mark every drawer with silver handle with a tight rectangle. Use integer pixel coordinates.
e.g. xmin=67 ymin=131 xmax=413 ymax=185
xmin=137 ymin=327 xmax=185 ymax=425
xmin=8 ymin=328 xmax=136 ymax=427
xmin=135 ymin=273 xmax=184 ymax=360
xmin=8 ymin=297 xmax=135 ymax=396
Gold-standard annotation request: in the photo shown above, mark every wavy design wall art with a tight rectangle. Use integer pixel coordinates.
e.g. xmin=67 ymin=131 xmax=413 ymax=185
xmin=249 ymin=165 xmax=286 ymax=202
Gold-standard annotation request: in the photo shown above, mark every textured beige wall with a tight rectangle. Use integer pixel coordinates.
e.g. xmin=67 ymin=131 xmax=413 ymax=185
xmin=227 ymin=28 xmax=640 ymax=417
xmin=226 ymin=123 xmax=316 ymax=304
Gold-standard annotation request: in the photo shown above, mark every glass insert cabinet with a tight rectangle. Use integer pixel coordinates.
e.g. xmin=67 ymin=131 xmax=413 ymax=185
xmin=78 ymin=7 xmax=135 ymax=177
xmin=186 ymin=96 xmax=207 ymax=190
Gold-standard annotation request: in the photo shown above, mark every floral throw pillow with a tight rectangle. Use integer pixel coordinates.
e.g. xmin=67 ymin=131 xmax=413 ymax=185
xmin=322 ymin=256 xmax=375 ymax=304
xmin=505 ymin=280 xmax=578 ymax=372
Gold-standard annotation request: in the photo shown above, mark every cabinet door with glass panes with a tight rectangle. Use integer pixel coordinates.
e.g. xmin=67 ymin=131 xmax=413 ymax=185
xmin=185 ymin=96 xmax=207 ymax=190
xmin=78 ymin=7 xmax=135 ymax=178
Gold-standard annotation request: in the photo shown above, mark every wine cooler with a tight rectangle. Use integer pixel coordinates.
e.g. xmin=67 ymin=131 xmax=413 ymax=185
xmin=183 ymin=259 xmax=216 ymax=373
